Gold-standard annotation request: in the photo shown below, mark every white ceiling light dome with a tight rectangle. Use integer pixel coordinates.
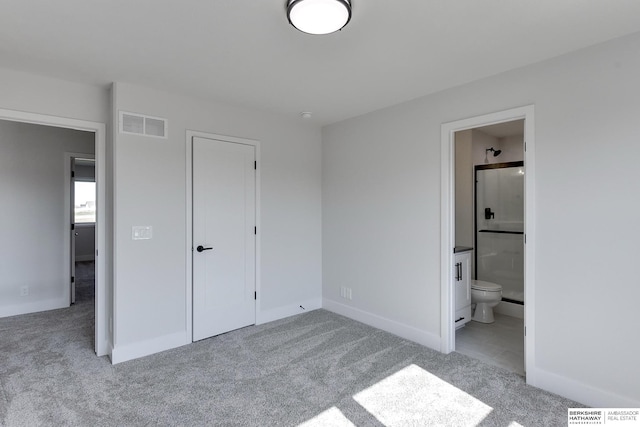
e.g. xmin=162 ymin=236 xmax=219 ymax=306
xmin=287 ymin=0 xmax=352 ymax=35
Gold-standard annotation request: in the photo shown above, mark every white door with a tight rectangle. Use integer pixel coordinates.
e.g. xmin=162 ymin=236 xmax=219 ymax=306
xmin=192 ymin=136 xmax=256 ymax=341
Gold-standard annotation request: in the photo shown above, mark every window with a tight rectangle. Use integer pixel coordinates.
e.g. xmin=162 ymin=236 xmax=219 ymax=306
xmin=74 ymin=181 xmax=96 ymax=223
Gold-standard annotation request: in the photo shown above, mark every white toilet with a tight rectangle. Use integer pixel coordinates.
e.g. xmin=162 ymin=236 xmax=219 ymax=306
xmin=471 ymin=280 xmax=502 ymax=323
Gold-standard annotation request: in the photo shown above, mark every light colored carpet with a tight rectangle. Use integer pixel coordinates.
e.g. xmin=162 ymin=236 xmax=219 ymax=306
xmin=0 ymin=281 xmax=581 ymax=426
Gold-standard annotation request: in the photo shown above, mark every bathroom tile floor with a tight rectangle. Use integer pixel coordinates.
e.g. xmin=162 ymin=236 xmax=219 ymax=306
xmin=455 ymin=312 xmax=525 ymax=376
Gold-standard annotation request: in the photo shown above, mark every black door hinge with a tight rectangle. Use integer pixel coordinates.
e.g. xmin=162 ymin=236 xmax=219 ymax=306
xmin=71 ymin=171 xmax=75 ymax=178
xmin=71 ymin=223 xmax=75 ymax=230
xmin=254 ymin=226 xmax=257 ymax=235
xmin=254 ymin=291 xmax=257 ymax=300
xmin=254 ymin=161 xmax=257 ymax=170
xmin=71 ymin=276 xmax=75 ymax=283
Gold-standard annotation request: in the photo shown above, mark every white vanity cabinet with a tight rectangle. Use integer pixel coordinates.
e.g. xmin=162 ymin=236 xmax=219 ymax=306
xmin=454 ymin=250 xmax=472 ymax=328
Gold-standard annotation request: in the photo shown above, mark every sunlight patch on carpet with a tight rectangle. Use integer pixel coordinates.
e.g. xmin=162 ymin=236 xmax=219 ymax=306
xmin=353 ymin=364 xmax=493 ymax=426
xmin=298 ymin=406 xmax=356 ymax=427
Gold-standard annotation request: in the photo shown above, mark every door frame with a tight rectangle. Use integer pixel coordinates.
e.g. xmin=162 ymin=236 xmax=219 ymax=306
xmin=185 ymin=130 xmax=261 ymax=342
xmin=440 ymin=105 xmax=536 ymax=383
xmin=0 ymin=108 xmax=108 ymax=357
xmin=65 ymin=153 xmax=96 ymax=304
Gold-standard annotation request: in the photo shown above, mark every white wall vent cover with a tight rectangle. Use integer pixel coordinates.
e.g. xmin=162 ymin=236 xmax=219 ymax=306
xmin=119 ymin=111 xmax=167 ymax=139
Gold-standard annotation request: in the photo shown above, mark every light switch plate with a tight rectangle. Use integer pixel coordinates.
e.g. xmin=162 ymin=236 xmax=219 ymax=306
xmin=132 ymin=225 xmax=153 ymax=240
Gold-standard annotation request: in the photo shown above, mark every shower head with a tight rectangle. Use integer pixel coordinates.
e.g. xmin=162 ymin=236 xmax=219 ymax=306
xmin=486 ymin=147 xmax=502 ymax=157
xmin=484 ymin=147 xmax=502 ymax=164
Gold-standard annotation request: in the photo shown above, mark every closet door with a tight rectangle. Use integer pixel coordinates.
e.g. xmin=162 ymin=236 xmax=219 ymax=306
xmin=192 ymin=136 xmax=256 ymax=341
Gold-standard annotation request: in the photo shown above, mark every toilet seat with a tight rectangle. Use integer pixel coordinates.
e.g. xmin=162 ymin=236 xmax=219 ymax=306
xmin=471 ymin=280 xmax=502 ymax=292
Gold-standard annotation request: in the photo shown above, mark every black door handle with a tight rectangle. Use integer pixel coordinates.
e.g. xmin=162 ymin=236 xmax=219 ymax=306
xmin=196 ymin=245 xmax=213 ymax=252
xmin=485 ymin=207 xmax=495 ymax=220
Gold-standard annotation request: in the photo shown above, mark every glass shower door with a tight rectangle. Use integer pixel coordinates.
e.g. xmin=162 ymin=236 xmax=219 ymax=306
xmin=475 ymin=163 xmax=524 ymax=303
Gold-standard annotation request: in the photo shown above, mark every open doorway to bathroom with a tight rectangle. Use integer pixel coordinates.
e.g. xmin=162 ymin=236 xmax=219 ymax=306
xmin=453 ymin=120 xmax=525 ymax=375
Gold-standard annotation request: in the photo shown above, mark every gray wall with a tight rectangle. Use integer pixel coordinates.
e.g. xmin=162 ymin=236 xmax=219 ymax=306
xmin=470 ymin=131 xmax=523 ymax=165
xmin=0 ymin=68 xmax=108 ymax=123
xmin=455 ymin=129 xmax=473 ymax=248
xmin=0 ymin=120 xmax=94 ymax=316
xmin=322 ymin=32 xmax=640 ymax=406
xmin=0 ymin=68 xmax=322 ymax=364
xmin=111 ymin=83 xmax=323 ymax=362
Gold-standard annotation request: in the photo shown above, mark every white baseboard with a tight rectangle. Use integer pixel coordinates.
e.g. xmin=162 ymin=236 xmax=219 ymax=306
xmin=528 ymin=366 xmax=640 ymax=408
xmin=110 ymin=331 xmax=188 ymax=364
xmin=256 ymin=297 xmax=322 ymax=325
xmin=322 ymin=298 xmax=441 ymax=351
xmin=105 ymin=342 xmax=114 ymax=363
xmin=111 ymin=298 xmax=323 ymax=365
xmin=97 ymin=335 xmax=112 ymax=358
xmin=0 ymin=297 xmax=68 ymax=319
xmin=495 ymin=301 xmax=524 ymax=319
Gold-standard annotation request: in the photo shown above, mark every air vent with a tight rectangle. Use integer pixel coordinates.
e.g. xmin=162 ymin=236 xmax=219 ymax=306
xmin=119 ymin=111 xmax=167 ymax=139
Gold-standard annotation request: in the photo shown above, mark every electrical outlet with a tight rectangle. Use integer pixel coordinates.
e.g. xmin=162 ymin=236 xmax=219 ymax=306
xmin=340 ymin=286 xmax=353 ymax=300
xmin=20 ymin=286 xmax=29 ymax=297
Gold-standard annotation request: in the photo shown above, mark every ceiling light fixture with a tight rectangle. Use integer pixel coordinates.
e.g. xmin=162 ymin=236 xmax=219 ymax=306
xmin=287 ymin=0 xmax=352 ymax=35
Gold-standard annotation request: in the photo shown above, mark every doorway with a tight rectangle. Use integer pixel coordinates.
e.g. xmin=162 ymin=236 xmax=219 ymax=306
xmin=69 ymin=156 xmax=96 ymax=304
xmin=0 ymin=109 xmax=108 ymax=357
xmin=455 ymin=124 xmax=525 ymax=375
xmin=186 ymin=132 xmax=260 ymax=342
xmin=440 ymin=106 xmax=536 ymax=382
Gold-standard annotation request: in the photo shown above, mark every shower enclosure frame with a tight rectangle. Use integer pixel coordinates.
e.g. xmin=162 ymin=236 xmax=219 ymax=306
xmin=474 ymin=161 xmax=525 ymax=305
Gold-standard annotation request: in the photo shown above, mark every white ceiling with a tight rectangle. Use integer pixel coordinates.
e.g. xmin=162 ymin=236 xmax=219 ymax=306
xmin=2 ymin=1 xmax=640 ymax=125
